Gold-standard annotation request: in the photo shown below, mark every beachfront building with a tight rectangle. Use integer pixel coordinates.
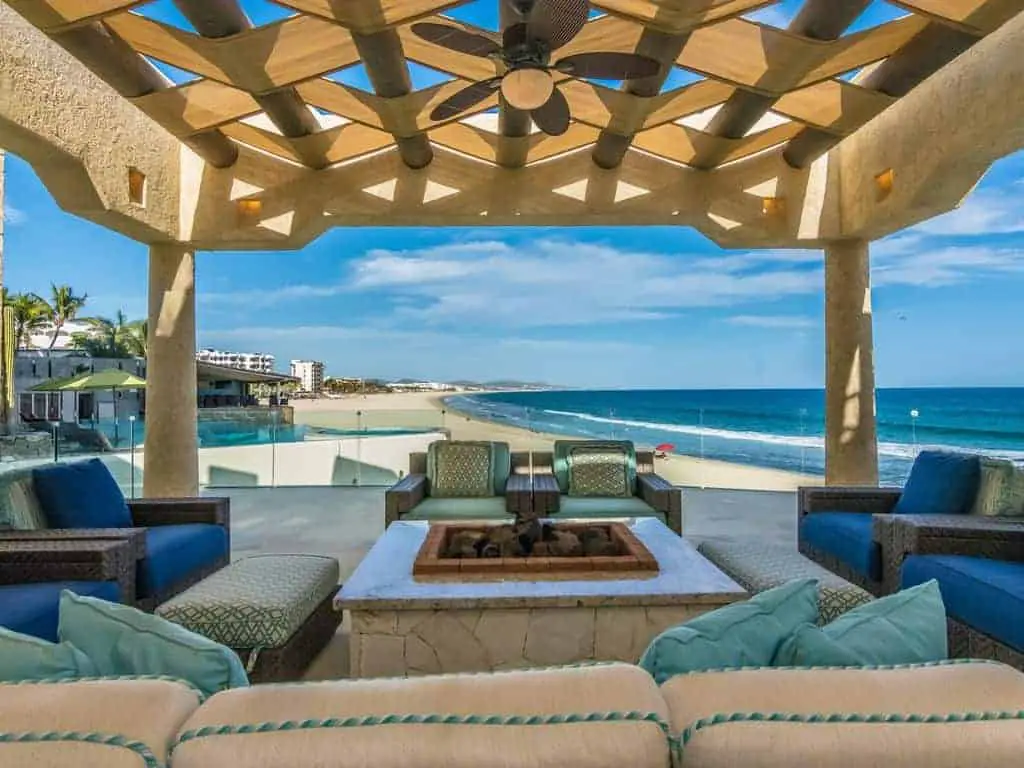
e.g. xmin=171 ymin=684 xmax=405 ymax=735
xmin=290 ymin=360 xmax=325 ymax=395
xmin=1 ymin=1 xmax=1023 ymax=498
xmin=196 ymin=348 xmax=275 ymax=373
xmin=25 ymin=319 xmax=92 ymax=351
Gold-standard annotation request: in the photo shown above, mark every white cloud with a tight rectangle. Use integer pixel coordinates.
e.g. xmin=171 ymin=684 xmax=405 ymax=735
xmin=727 ymin=315 xmax=817 ymax=329
xmin=910 ymin=190 xmax=1024 ymax=237
xmin=872 ymin=244 xmax=1024 ymax=287
xmin=4 ymin=205 xmax=26 ymax=226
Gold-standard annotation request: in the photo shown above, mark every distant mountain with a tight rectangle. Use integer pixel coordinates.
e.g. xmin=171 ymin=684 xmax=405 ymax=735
xmin=448 ymin=379 xmax=557 ymax=390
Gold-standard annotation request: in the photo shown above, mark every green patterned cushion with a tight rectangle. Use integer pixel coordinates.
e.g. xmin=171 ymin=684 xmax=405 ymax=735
xmin=426 ymin=441 xmax=500 ymax=498
xmin=155 ymin=555 xmax=339 ymax=650
xmin=553 ymin=441 xmax=637 ymax=497
xmin=698 ymin=540 xmax=874 ymax=624
xmin=970 ymin=458 xmax=1024 ymax=517
xmin=0 ymin=468 xmax=47 ymax=530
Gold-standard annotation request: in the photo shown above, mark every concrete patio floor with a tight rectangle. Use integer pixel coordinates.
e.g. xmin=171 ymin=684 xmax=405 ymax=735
xmin=212 ymin=485 xmax=798 ymax=680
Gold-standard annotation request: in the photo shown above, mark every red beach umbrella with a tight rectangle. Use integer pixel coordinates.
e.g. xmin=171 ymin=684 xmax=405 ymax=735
xmin=655 ymin=443 xmax=675 ymax=456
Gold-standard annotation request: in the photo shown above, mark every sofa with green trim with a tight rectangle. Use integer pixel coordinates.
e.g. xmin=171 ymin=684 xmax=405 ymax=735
xmin=531 ymin=441 xmax=683 ymax=534
xmin=385 ymin=441 xmax=532 ymax=527
xmin=798 ymin=450 xmax=1024 ymax=596
xmin=4 ymin=660 xmax=1024 ymax=767
xmin=0 ymin=459 xmax=231 ymax=610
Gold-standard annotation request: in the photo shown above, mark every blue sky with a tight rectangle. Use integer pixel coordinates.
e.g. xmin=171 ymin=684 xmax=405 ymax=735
xmin=4 ymin=1 xmax=1024 ymax=389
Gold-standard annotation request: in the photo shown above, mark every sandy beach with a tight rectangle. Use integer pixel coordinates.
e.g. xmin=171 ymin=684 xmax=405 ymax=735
xmin=291 ymin=391 xmax=822 ymax=492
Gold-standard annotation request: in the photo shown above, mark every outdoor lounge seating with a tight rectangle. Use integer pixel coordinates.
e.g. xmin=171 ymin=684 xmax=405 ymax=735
xmin=890 ymin=514 xmax=1024 ymax=670
xmin=0 ymin=459 xmax=230 ymax=610
xmin=798 ymin=450 xmax=985 ymax=595
xmin=0 ymin=537 xmax=134 ymax=641
xmin=531 ymin=441 xmax=683 ymax=534
xmin=385 ymin=441 xmax=531 ymax=527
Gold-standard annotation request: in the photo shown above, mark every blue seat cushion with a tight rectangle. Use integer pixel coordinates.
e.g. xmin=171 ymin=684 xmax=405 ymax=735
xmin=894 ymin=451 xmax=981 ymax=516
xmin=800 ymin=512 xmax=881 ymax=582
xmin=902 ymin=554 xmax=1024 ymax=653
xmin=0 ymin=581 xmax=120 ymax=642
xmin=32 ymin=458 xmax=132 ymax=529
xmin=138 ymin=524 xmax=228 ymax=599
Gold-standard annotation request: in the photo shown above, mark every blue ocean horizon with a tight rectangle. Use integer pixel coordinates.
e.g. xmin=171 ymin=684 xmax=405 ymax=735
xmin=443 ymin=388 xmax=1024 ymax=485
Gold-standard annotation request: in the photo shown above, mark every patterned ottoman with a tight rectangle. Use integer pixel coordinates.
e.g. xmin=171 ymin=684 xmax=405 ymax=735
xmin=156 ymin=554 xmax=341 ymax=683
xmin=697 ymin=540 xmax=873 ymax=624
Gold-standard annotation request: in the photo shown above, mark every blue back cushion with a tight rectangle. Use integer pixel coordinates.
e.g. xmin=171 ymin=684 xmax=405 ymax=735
xmin=32 ymin=459 xmax=132 ymax=529
xmin=894 ymin=451 xmax=981 ymax=516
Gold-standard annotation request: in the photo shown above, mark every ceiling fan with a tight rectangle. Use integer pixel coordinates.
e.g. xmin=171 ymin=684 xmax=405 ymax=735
xmin=411 ymin=0 xmax=661 ymax=136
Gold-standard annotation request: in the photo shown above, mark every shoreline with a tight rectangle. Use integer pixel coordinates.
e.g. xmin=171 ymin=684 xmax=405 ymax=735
xmin=291 ymin=390 xmax=822 ymax=492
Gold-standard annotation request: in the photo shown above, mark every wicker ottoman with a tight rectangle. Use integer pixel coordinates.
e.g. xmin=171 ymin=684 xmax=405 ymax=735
xmin=697 ymin=540 xmax=873 ymax=624
xmin=156 ymin=554 xmax=341 ymax=683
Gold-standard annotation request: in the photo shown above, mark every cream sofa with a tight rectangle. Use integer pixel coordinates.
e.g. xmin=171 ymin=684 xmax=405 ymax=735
xmin=2 ymin=661 xmax=1023 ymax=767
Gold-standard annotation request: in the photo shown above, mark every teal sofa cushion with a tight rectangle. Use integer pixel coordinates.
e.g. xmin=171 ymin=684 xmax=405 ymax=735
xmin=0 ymin=625 xmax=97 ymax=682
xmin=894 ymin=450 xmax=980 ymax=516
xmin=774 ymin=580 xmax=947 ymax=667
xmin=557 ymin=496 xmax=662 ymax=521
xmin=32 ymin=458 xmax=132 ymax=529
xmin=403 ymin=497 xmax=511 ymax=520
xmin=58 ymin=590 xmax=248 ymax=698
xmin=639 ymin=578 xmax=819 ymax=684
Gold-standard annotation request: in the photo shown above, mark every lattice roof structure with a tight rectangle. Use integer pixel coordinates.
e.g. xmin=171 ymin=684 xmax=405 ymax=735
xmin=2 ymin=1 xmax=1023 ymax=249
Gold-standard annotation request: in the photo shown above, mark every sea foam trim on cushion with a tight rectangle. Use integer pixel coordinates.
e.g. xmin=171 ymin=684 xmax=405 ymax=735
xmin=173 ymin=709 xmax=672 ymax=754
xmin=676 ymin=709 xmax=1024 ymax=752
xmin=0 ymin=674 xmax=207 ymax=701
xmin=0 ymin=731 xmax=162 ymax=768
xmin=666 ymin=657 xmax=1006 ymax=676
xmin=427 ymin=442 xmax=495 ymax=498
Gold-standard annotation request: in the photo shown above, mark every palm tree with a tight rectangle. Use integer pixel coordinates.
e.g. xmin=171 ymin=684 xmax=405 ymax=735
xmin=45 ymin=283 xmax=88 ymax=350
xmin=8 ymin=292 xmax=49 ymax=348
xmin=70 ymin=310 xmax=144 ymax=359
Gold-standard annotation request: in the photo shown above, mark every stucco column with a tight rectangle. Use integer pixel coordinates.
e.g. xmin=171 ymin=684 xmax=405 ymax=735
xmin=145 ymin=244 xmax=198 ymax=497
xmin=824 ymin=239 xmax=879 ymax=486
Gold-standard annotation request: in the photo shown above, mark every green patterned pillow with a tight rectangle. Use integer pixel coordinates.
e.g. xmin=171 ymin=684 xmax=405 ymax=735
xmin=427 ymin=441 xmax=495 ymax=498
xmin=567 ymin=445 xmax=635 ymax=498
xmin=0 ymin=469 xmax=47 ymax=530
xmin=970 ymin=458 xmax=1024 ymax=517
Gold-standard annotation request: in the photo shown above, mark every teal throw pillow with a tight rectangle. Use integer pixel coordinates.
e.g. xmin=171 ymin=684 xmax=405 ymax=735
xmin=0 ymin=625 xmax=97 ymax=682
xmin=639 ymin=578 xmax=819 ymax=684
xmin=58 ymin=590 xmax=248 ymax=697
xmin=774 ymin=580 xmax=947 ymax=667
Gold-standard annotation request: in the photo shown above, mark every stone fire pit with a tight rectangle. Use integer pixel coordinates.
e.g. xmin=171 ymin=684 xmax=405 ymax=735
xmin=413 ymin=520 xmax=659 ymax=579
xmin=335 ymin=518 xmax=746 ymax=678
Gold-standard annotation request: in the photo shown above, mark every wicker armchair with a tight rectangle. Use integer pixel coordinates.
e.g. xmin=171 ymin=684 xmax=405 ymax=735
xmin=531 ymin=444 xmax=683 ymax=534
xmin=884 ymin=514 xmax=1024 ymax=669
xmin=797 ymin=485 xmax=903 ymax=595
xmin=0 ymin=537 xmax=135 ymax=639
xmin=0 ymin=461 xmax=230 ymax=610
xmin=385 ymin=443 xmax=532 ymax=527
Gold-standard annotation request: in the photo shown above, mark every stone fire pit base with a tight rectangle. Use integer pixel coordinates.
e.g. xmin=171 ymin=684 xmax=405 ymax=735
xmin=336 ymin=519 xmax=746 ymax=678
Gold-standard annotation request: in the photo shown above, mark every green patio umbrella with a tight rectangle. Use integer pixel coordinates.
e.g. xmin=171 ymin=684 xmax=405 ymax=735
xmin=30 ymin=369 xmax=146 ymax=442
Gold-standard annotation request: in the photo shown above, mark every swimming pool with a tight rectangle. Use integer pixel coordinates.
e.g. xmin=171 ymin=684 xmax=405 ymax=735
xmin=89 ymin=420 xmax=434 ymax=449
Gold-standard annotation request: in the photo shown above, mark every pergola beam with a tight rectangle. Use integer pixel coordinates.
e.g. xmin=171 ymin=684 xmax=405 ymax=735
xmin=691 ymin=0 xmax=871 ymax=170
xmin=591 ymin=29 xmax=689 ymax=170
xmin=351 ymin=29 xmax=433 ymax=169
xmin=785 ymin=23 xmax=978 ymax=168
xmin=52 ymin=22 xmax=238 ymax=167
xmin=496 ymin=1 xmax=531 ymax=169
xmin=171 ymin=0 xmax=324 ymax=166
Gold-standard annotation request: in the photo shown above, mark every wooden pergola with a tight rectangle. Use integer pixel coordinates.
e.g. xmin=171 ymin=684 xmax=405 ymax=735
xmin=1 ymin=1 xmax=1023 ymax=497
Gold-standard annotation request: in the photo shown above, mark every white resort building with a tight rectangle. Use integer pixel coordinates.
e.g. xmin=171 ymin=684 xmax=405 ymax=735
xmin=196 ymin=348 xmax=275 ymax=373
xmin=290 ymin=360 xmax=325 ymax=394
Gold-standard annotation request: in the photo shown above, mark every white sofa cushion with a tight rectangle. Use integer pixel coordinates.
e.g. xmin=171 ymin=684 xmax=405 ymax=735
xmin=660 ymin=660 xmax=1024 ymax=768
xmin=0 ymin=677 xmax=201 ymax=768
xmin=171 ymin=663 xmax=671 ymax=768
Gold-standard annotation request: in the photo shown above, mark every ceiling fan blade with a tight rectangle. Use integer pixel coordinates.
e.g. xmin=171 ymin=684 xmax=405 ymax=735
xmin=429 ymin=78 xmax=502 ymax=122
xmin=531 ymin=87 xmax=570 ymax=136
xmin=516 ymin=0 xmax=589 ymax=50
xmin=555 ymin=52 xmax=662 ymax=80
xmin=410 ymin=22 xmax=501 ymax=57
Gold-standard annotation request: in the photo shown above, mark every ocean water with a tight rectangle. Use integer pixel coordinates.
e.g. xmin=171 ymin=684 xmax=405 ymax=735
xmin=443 ymin=388 xmax=1024 ymax=485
